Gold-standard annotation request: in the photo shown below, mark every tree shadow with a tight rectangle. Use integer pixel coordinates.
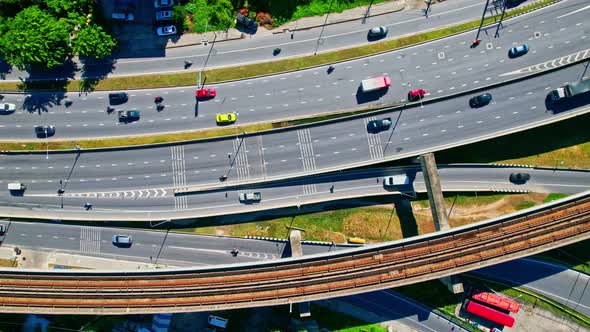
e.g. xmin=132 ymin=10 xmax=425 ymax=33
xmin=78 ymin=56 xmax=116 ymax=94
xmin=0 ymin=58 xmax=12 ymax=80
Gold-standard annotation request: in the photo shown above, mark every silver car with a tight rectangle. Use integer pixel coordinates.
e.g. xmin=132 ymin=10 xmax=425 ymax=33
xmin=112 ymin=234 xmax=133 ymax=246
xmin=157 ymin=25 xmax=177 ymax=36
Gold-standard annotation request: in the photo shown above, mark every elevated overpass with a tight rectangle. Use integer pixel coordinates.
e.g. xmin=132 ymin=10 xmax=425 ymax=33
xmin=0 ymin=191 xmax=588 ymax=314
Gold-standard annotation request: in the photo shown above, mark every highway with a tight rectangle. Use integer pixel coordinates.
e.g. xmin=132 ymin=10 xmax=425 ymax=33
xmin=1 ymin=60 xmax=590 ymax=219
xmin=0 ymin=0 xmax=517 ymax=81
xmin=472 ymin=258 xmax=590 ymax=317
xmin=1 ymin=164 xmax=589 ymax=220
xmin=0 ymin=220 xmax=347 ymax=267
xmin=0 ymin=0 xmax=588 ymax=139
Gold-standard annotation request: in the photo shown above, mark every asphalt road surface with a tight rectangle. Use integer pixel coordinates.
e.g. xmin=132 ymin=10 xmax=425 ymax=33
xmin=472 ymin=258 xmax=590 ymax=317
xmin=0 ymin=220 xmax=347 ymax=267
xmin=1 ymin=165 xmax=588 ymax=219
xmin=0 ymin=0 xmax=588 ymax=139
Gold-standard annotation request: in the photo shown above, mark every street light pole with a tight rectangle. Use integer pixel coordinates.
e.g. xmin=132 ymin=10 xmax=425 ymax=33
xmin=314 ymin=0 xmax=334 ymax=55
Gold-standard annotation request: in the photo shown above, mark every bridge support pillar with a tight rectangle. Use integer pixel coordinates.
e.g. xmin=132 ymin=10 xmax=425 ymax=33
xmin=419 ymin=153 xmax=450 ymax=231
xmin=439 ymin=275 xmax=464 ymax=294
xmin=289 ymin=230 xmax=303 ymax=258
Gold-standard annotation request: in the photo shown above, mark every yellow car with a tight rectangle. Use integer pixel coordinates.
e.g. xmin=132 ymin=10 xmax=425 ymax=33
xmin=216 ymin=112 xmax=236 ymax=124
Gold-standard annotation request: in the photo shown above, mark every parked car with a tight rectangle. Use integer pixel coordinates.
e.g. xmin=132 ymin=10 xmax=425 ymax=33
xmin=34 ymin=125 xmax=55 ymax=137
xmin=154 ymin=0 xmax=174 ymax=8
xmin=408 ymin=89 xmax=426 ymax=101
xmin=157 ymin=25 xmax=177 ymax=36
xmin=368 ymin=26 xmax=388 ymax=38
xmin=236 ymin=13 xmax=258 ymax=30
xmin=216 ymin=113 xmax=236 ymax=124
xmin=469 ymin=93 xmax=492 ymax=108
xmin=156 ymin=10 xmax=173 ymax=21
xmin=0 ymin=103 xmax=16 ymax=112
xmin=508 ymin=44 xmax=529 ymax=58
xmin=109 ymin=92 xmax=128 ymax=105
xmin=239 ymin=192 xmax=262 ymax=203
xmin=196 ymin=88 xmax=216 ymax=99
xmin=112 ymin=234 xmax=133 ymax=247
xmin=367 ymin=117 xmax=392 ymax=132
xmin=509 ymin=172 xmax=530 ymax=184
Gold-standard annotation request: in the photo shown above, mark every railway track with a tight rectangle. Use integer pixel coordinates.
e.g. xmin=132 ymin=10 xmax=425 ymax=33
xmin=0 ymin=194 xmax=589 ymax=314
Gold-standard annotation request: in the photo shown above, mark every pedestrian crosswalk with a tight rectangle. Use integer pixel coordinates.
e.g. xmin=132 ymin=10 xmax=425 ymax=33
xmin=80 ymin=226 xmax=101 ymax=254
xmin=232 ymin=137 xmax=251 ymax=180
xmin=297 ymin=129 xmax=317 ymax=195
xmin=171 ymin=145 xmax=188 ymax=210
xmin=364 ymin=117 xmax=385 ymax=160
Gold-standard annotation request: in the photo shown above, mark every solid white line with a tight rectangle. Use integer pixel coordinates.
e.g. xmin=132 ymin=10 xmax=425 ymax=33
xmin=556 ymin=4 xmax=590 ymax=19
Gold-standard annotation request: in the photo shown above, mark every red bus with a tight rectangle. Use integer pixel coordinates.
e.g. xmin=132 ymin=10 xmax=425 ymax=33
xmin=465 ymin=300 xmax=515 ymax=327
xmin=472 ymin=291 xmax=520 ymax=313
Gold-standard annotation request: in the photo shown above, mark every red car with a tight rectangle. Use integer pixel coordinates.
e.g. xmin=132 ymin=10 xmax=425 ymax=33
xmin=408 ymin=88 xmax=426 ymax=101
xmin=196 ymin=88 xmax=216 ymax=99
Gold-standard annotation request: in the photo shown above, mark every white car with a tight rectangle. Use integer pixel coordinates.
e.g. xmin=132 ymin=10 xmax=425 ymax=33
xmin=0 ymin=103 xmax=16 ymax=112
xmin=157 ymin=25 xmax=177 ymax=36
xmin=154 ymin=0 xmax=174 ymax=8
xmin=156 ymin=10 xmax=173 ymax=21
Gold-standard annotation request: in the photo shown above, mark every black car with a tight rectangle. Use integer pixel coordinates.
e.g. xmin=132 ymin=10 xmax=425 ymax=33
xmin=367 ymin=117 xmax=392 ymax=132
xmin=469 ymin=93 xmax=492 ymax=108
xmin=509 ymin=172 xmax=530 ymax=184
xmin=34 ymin=125 xmax=55 ymax=137
xmin=368 ymin=26 xmax=388 ymax=38
xmin=109 ymin=92 xmax=129 ymax=105
xmin=236 ymin=13 xmax=258 ymax=30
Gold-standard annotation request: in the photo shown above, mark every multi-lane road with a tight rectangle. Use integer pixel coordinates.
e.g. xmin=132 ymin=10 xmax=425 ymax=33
xmin=0 ymin=220 xmax=348 ymax=267
xmin=0 ymin=0 xmax=588 ymax=139
xmin=2 ymin=164 xmax=590 ymax=220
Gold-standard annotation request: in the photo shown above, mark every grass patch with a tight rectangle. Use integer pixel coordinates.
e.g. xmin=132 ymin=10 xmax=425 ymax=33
xmin=543 ymin=193 xmax=569 ymax=203
xmin=534 ymin=239 xmax=590 ymax=274
xmin=415 ymin=192 xmax=506 ymax=208
xmin=0 ymin=0 xmax=556 ymax=93
xmin=436 ymin=113 xmax=590 ymax=168
xmin=0 ymin=258 xmax=18 ymax=268
xmin=310 ymin=304 xmax=387 ymax=332
xmin=515 ymin=200 xmax=536 ymax=210
xmin=463 ymin=275 xmax=590 ymax=328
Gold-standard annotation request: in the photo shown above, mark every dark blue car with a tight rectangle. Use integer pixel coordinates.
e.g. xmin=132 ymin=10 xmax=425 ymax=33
xmin=508 ymin=44 xmax=529 ymax=58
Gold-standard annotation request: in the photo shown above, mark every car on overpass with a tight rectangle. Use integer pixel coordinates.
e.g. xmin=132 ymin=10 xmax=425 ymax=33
xmin=109 ymin=92 xmax=128 ymax=105
xmin=216 ymin=113 xmax=236 ymax=125
xmin=367 ymin=117 xmax=392 ymax=132
xmin=0 ymin=103 xmax=16 ymax=113
xmin=112 ymin=234 xmax=133 ymax=247
xmin=509 ymin=172 xmax=530 ymax=184
xmin=408 ymin=89 xmax=426 ymax=101
xmin=508 ymin=44 xmax=529 ymax=58
xmin=469 ymin=93 xmax=492 ymax=108
xmin=34 ymin=125 xmax=55 ymax=137
xmin=239 ymin=192 xmax=262 ymax=203
xmin=196 ymin=88 xmax=216 ymax=100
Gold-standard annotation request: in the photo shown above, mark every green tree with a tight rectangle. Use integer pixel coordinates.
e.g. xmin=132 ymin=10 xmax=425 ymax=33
xmin=209 ymin=0 xmax=234 ymax=30
xmin=43 ymin=0 xmax=93 ymax=17
xmin=72 ymin=24 xmax=116 ymax=59
xmin=0 ymin=6 xmax=69 ymax=70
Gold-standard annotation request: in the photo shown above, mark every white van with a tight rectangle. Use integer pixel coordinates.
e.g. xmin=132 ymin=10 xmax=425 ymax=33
xmin=8 ymin=183 xmax=26 ymax=191
xmin=207 ymin=315 xmax=228 ymax=329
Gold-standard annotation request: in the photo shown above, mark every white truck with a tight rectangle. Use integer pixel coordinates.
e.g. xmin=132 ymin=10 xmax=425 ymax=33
xmin=547 ymin=78 xmax=590 ymax=103
xmin=383 ymin=175 xmax=410 ymax=187
xmin=7 ymin=183 xmax=26 ymax=192
xmin=361 ymin=76 xmax=391 ymax=93
xmin=239 ymin=192 xmax=262 ymax=203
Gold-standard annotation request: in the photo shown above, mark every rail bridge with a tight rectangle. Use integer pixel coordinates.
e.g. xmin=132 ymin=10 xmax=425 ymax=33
xmin=0 ymin=191 xmax=588 ymax=314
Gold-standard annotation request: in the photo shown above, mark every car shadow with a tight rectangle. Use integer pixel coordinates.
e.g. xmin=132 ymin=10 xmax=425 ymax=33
xmin=367 ymin=34 xmax=386 ymax=42
xmin=355 ymin=86 xmax=389 ymax=104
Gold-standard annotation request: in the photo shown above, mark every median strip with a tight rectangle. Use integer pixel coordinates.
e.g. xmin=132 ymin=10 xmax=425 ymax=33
xmin=0 ymin=0 xmax=558 ymax=93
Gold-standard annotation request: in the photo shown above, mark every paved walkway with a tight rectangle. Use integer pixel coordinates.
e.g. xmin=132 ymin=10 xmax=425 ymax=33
xmin=0 ymin=246 xmax=163 ymax=270
xmin=166 ymin=0 xmax=407 ymax=48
